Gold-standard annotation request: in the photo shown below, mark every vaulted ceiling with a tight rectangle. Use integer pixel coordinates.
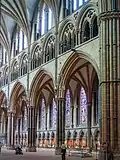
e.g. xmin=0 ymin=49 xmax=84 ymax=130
xmin=0 ymin=0 xmax=61 ymax=53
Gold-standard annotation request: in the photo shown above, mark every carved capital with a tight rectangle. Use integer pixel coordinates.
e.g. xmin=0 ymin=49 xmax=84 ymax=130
xmin=58 ymin=85 xmax=65 ymax=98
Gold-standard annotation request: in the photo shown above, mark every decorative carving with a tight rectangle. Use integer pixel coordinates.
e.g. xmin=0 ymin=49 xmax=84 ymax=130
xmin=74 ymin=12 xmax=79 ymax=20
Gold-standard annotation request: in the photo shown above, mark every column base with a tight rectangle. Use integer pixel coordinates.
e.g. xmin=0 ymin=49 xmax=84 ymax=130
xmin=26 ymin=146 xmax=36 ymax=152
xmin=55 ymin=147 xmax=61 ymax=155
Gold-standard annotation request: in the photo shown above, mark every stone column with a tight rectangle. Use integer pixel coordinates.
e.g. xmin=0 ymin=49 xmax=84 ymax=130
xmin=55 ymin=97 xmax=59 ymax=154
xmin=55 ymin=87 xmax=65 ymax=154
xmin=27 ymin=106 xmax=36 ymax=152
xmin=11 ymin=112 xmax=15 ymax=148
xmin=7 ymin=111 xmax=11 ymax=147
xmin=87 ymin=102 xmax=92 ymax=152
xmin=61 ymin=98 xmax=65 ymax=145
xmin=45 ymin=109 xmax=48 ymax=130
xmin=18 ymin=117 xmax=20 ymax=144
xmin=71 ymin=105 xmax=74 ymax=128
xmin=47 ymin=106 xmax=50 ymax=130
xmin=73 ymin=105 xmax=77 ymax=128
xmin=0 ymin=113 xmax=1 ymax=133
xmin=99 ymin=1 xmax=120 ymax=159
xmin=90 ymin=24 xmax=93 ymax=39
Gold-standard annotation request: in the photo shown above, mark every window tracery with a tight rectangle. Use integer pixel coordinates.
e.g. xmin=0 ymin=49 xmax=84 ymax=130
xmin=11 ymin=61 xmax=19 ymax=81
xmin=21 ymin=55 xmax=27 ymax=76
xmin=31 ymin=45 xmax=42 ymax=70
xmin=60 ymin=23 xmax=76 ymax=54
xmin=81 ymin=9 xmax=98 ymax=43
xmin=45 ymin=36 xmax=55 ymax=62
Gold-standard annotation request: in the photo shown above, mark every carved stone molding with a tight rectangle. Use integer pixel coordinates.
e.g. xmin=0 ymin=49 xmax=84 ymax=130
xmin=99 ymin=11 xmax=120 ymax=21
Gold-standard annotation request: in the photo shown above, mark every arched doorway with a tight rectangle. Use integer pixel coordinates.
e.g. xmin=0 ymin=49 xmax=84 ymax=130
xmin=58 ymin=52 xmax=99 ymax=151
xmin=29 ymin=69 xmax=55 ymax=150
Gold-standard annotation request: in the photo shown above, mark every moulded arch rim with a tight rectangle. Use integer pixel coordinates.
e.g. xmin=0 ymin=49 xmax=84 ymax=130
xmin=9 ymin=81 xmax=27 ymax=109
xmin=59 ymin=18 xmax=76 ymax=40
xmin=42 ymin=32 xmax=55 ymax=52
xmin=58 ymin=50 xmax=100 ymax=88
xmin=19 ymin=52 xmax=27 ymax=67
xmin=29 ymin=68 xmax=55 ymax=106
xmin=10 ymin=58 xmax=18 ymax=70
xmin=3 ymin=65 xmax=8 ymax=75
xmin=30 ymin=43 xmax=41 ymax=58
xmin=76 ymin=2 xmax=98 ymax=30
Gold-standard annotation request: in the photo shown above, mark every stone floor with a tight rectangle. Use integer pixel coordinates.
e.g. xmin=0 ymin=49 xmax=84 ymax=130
xmin=0 ymin=148 xmax=98 ymax=160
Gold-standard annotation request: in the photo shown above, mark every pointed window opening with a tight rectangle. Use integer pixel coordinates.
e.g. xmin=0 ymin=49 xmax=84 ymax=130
xmin=83 ymin=22 xmax=90 ymax=42
xmin=80 ymin=87 xmax=87 ymax=124
xmin=93 ymin=17 xmax=98 ymax=37
xmin=65 ymin=89 xmax=71 ymax=128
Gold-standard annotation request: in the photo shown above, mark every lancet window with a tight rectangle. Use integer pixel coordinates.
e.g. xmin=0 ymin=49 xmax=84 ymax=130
xmin=80 ymin=87 xmax=87 ymax=124
xmin=13 ymin=28 xmax=27 ymax=57
xmin=40 ymin=97 xmax=45 ymax=130
xmin=65 ymin=89 xmax=71 ymax=127
xmin=36 ymin=4 xmax=54 ymax=39
xmin=60 ymin=23 xmax=76 ymax=54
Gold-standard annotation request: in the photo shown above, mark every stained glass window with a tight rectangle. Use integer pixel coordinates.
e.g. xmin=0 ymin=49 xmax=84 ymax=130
xmin=41 ymin=97 xmax=45 ymax=129
xmin=23 ymin=108 xmax=27 ymax=131
xmin=80 ymin=87 xmax=87 ymax=124
xmin=65 ymin=89 xmax=71 ymax=127
xmin=52 ymin=98 xmax=57 ymax=129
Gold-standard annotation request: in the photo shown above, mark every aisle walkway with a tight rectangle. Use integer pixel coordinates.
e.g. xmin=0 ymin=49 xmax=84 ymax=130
xmin=0 ymin=148 xmax=97 ymax=160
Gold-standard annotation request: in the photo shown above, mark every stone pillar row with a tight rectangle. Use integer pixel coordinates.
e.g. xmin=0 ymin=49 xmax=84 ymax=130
xmin=7 ymin=94 xmax=94 ymax=153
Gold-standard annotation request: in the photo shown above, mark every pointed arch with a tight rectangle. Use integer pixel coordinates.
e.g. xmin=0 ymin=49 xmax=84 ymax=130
xmin=76 ymin=3 xmax=98 ymax=30
xmin=58 ymin=51 xmax=100 ymax=89
xmin=29 ymin=68 xmax=55 ymax=106
xmin=9 ymin=81 xmax=27 ymax=111
xmin=59 ymin=18 xmax=76 ymax=40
